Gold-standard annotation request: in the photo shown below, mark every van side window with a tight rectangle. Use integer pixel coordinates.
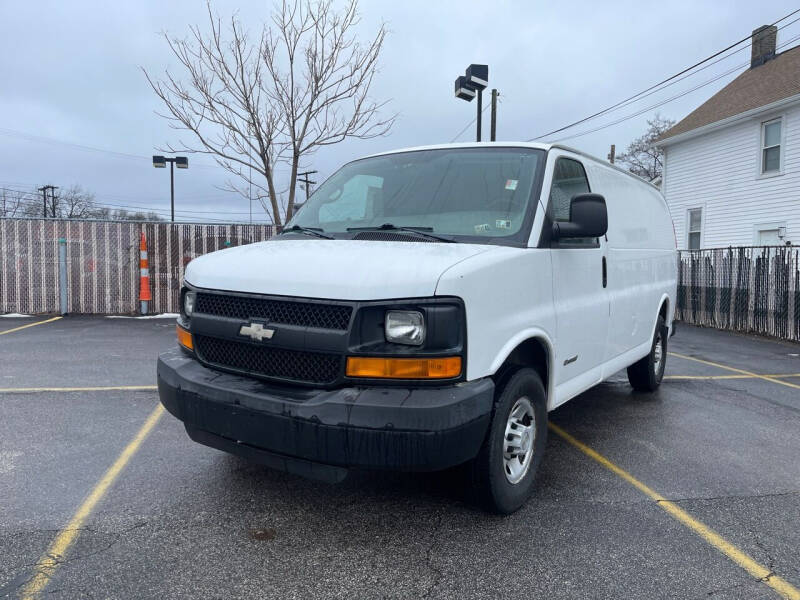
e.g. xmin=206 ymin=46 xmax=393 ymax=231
xmin=548 ymin=158 xmax=590 ymax=222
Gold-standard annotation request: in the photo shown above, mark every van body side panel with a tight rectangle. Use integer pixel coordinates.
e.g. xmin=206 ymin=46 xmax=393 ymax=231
xmin=584 ymin=163 xmax=677 ymax=367
xmin=435 ymin=247 xmax=556 ymax=383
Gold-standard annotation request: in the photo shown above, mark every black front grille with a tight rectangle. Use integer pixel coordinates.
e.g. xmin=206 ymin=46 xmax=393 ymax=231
xmin=194 ymin=335 xmax=341 ymax=385
xmin=195 ymin=293 xmax=352 ymax=330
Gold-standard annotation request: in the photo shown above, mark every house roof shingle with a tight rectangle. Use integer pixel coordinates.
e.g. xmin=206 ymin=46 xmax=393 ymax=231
xmin=660 ymin=45 xmax=800 ymax=141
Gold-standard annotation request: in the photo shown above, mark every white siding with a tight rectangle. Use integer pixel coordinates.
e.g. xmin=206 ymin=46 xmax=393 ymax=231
xmin=663 ymin=102 xmax=800 ymax=248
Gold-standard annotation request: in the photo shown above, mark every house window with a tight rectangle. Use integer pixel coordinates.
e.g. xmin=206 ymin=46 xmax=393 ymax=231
xmin=687 ymin=208 xmax=702 ymax=249
xmin=761 ymin=118 xmax=782 ymax=173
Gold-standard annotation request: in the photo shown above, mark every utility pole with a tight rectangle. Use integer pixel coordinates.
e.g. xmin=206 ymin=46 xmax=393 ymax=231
xmin=607 ymin=144 xmax=616 ymax=164
xmin=490 ymin=89 xmax=498 ymax=142
xmin=298 ymin=170 xmax=318 ymax=201
xmin=38 ymin=185 xmax=58 ymax=218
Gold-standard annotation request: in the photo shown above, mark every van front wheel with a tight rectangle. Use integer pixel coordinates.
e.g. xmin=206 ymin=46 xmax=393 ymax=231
xmin=627 ymin=316 xmax=667 ymax=392
xmin=471 ymin=368 xmax=547 ymax=514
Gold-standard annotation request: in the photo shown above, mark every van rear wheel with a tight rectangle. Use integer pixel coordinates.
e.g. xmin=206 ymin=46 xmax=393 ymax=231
xmin=470 ymin=368 xmax=547 ymax=514
xmin=627 ymin=316 xmax=667 ymax=392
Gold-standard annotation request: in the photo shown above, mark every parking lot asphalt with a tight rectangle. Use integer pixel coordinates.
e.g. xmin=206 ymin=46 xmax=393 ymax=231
xmin=1 ymin=317 xmax=799 ymax=599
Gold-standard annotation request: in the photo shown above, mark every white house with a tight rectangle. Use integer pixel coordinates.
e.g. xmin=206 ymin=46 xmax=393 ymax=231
xmin=659 ymin=25 xmax=800 ymax=249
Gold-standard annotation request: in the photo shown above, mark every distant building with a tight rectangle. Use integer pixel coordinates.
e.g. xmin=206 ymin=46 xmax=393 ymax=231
xmin=659 ymin=25 xmax=800 ymax=248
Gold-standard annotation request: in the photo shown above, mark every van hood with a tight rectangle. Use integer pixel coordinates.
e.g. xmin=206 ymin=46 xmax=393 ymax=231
xmin=184 ymin=238 xmax=496 ymax=300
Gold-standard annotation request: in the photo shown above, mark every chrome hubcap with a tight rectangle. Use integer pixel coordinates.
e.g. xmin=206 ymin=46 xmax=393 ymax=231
xmin=503 ymin=397 xmax=536 ymax=485
xmin=653 ymin=331 xmax=663 ymax=374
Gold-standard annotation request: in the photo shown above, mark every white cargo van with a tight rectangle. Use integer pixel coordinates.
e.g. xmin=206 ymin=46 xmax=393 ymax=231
xmin=158 ymin=143 xmax=676 ymax=513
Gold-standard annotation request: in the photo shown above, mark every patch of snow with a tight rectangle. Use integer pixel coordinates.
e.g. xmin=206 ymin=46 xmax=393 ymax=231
xmin=0 ymin=313 xmax=32 ymax=318
xmin=106 ymin=313 xmax=179 ymax=320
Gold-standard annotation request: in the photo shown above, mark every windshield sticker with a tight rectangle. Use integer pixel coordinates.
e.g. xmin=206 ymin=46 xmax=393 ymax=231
xmin=474 ymin=223 xmax=490 ymax=233
xmin=505 ymin=179 xmax=518 ymax=191
xmin=496 ymin=219 xmax=511 ymax=229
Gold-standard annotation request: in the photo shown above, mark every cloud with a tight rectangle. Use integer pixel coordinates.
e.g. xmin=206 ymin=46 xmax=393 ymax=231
xmin=0 ymin=0 xmax=794 ymax=221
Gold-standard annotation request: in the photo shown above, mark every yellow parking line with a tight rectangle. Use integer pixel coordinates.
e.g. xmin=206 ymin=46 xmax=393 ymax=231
xmin=549 ymin=423 xmax=800 ymax=600
xmin=0 ymin=316 xmax=62 ymax=336
xmin=665 ymin=374 xmax=756 ymax=380
xmin=669 ymin=352 xmax=800 ymax=391
xmin=20 ymin=404 xmax=165 ymax=599
xmin=664 ymin=373 xmax=800 ymax=381
xmin=0 ymin=385 xmax=157 ymax=394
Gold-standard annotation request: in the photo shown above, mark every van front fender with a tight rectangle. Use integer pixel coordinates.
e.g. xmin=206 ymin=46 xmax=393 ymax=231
xmin=488 ymin=328 xmax=557 ymax=410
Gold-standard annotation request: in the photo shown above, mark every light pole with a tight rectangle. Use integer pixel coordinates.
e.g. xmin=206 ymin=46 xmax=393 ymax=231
xmin=454 ymin=64 xmax=498 ymax=142
xmin=152 ymin=155 xmax=188 ymax=221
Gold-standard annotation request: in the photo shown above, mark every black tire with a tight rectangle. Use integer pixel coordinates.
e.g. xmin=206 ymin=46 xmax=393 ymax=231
xmin=470 ymin=368 xmax=548 ymax=514
xmin=627 ymin=315 xmax=668 ymax=392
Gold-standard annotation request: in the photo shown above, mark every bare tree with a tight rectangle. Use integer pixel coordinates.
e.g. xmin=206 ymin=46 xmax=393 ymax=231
xmin=617 ymin=114 xmax=676 ymax=182
xmin=145 ymin=0 xmax=394 ymax=227
xmin=0 ymin=189 xmax=28 ymax=218
xmin=111 ymin=209 xmax=165 ymax=222
xmin=57 ymin=185 xmax=101 ymax=219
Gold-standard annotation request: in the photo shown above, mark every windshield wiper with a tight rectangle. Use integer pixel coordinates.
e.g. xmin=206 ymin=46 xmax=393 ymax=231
xmin=347 ymin=223 xmax=456 ymax=243
xmin=280 ymin=225 xmax=334 ymax=240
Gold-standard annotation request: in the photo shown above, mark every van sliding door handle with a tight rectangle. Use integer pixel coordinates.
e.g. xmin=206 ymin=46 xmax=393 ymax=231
xmin=602 ymin=256 xmax=607 ymax=288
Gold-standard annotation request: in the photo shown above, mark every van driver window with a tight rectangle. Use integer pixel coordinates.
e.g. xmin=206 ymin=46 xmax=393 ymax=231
xmin=318 ymin=174 xmax=384 ymax=224
xmin=549 ymin=158 xmax=590 ymax=222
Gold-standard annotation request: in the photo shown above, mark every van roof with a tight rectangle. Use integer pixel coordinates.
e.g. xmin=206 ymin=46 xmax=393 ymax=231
xmin=363 ymin=142 xmax=660 ymax=191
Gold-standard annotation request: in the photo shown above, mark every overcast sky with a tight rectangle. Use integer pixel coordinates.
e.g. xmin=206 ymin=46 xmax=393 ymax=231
xmin=1 ymin=0 xmax=798 ymax=223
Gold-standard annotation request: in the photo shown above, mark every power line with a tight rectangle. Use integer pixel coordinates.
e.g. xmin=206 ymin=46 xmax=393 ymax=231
xmin=0 ymin=186 xmax=261 ymax=215
xmin=6 ymin=200 xmax=270 ymax=224
xmin=2 ymin=190 xmax=272 ymax=223
xmin=549 ymin=32 xmax=800 ymax=144
xmin=570 ymin=15 xmax=800 ymax=127
xmin=0 ymin=127 xmax=223 ymax=170
xmin=450 ymin=101 xmax=492 ymax=143
xmin=0 ymin=179 xmax=248 ymax=203
xmin=525 ymin=8 xmax=800 ymax=141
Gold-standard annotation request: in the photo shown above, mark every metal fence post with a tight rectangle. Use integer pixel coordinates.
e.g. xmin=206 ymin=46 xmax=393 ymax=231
xmin=58 ymin=237 xmax=68 ymax=315
xmin=139 ymin=230 xmax=150 ymax=315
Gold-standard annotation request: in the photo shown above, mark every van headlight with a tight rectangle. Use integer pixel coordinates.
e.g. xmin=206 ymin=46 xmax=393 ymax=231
xmin=385 ymin=310 xmax=425 ymax=346
xmin=183 ymin=291 xmax=196 ymax=317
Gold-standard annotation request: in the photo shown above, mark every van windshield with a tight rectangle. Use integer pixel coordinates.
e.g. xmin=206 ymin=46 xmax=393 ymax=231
xmin=285 ymin=148 xmax=544 ymax=245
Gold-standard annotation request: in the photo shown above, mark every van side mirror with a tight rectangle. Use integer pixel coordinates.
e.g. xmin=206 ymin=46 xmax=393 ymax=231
xmin=551 ymin=193 xmax=608 ymax=239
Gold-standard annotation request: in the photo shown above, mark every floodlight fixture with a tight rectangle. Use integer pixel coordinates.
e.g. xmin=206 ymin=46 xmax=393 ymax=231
xmin=465 ymin=64 xmax=488 ymax=90
xmin=455 ymin=76 xmax=476 ymax=101
xmin=151 ymin=155 xmax=190 ymax=221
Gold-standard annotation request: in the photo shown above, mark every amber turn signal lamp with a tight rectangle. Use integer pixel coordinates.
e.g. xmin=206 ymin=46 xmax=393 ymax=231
xmin=176 ymin=325 xmax=193 ymax=351
xmin=346 ymin=356 xmax=461 ymax=379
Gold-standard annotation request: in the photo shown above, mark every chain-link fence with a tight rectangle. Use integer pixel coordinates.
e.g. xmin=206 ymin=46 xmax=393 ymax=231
xmin=0 ymin=218 xmax=274 ymax=315
xmin=677 ymin=246 xmax=800 ymax=342
xmin=5 ymin=221 xmax=798 ymax=340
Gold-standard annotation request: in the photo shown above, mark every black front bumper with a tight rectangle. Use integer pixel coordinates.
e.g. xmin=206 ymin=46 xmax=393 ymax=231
xmin=157 ymin=349 xmax=494 ymax=480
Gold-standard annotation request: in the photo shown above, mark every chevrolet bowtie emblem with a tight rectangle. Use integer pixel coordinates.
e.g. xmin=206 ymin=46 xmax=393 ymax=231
xmin=239 ymin=322 xmax=275 ymax=342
